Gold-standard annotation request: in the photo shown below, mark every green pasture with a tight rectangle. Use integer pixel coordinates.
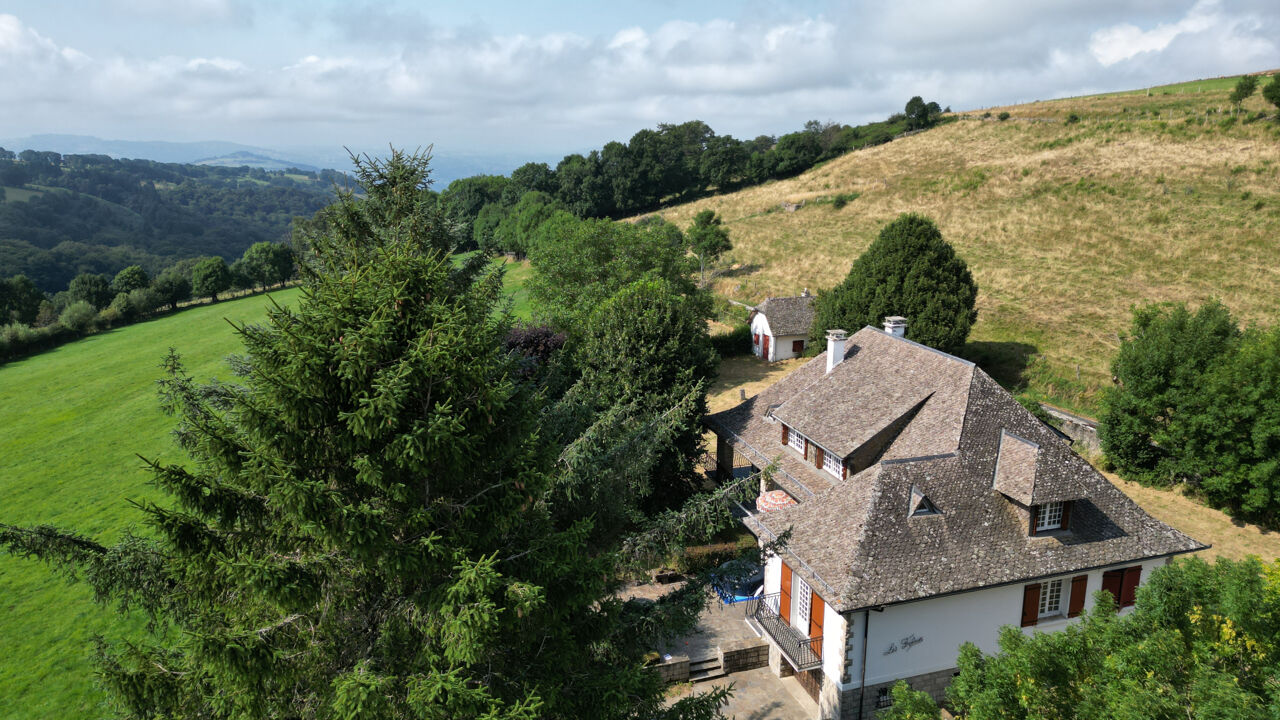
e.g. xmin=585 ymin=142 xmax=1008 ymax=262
xmin=0 ymin=288 xmax=302 ymax=719
xmin=0 ymin=254 xmax=533 ymax=718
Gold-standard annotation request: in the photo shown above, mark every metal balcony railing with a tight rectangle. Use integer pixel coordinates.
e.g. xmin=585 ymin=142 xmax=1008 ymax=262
xmin=745 ymin=592 xmax=823 ymax=671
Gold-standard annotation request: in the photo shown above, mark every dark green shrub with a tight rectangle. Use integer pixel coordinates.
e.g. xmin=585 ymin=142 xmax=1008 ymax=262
xmin=997 ymin=111 xmax=1011 ymax=121
xmin=1066 ymin=112 xmax=1081 ymax=124
xmin=58 ymin=300 xmax=97 ymax=332
xmin=711 ymin=323 xmax=752 ymax=358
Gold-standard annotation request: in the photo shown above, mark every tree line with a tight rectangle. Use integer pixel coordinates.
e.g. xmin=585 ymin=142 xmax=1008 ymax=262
xmin=439 ymin=97 xmax=948 ymax=255
xmin=0 ymin=240 xmax=296 ymax=362
xmin=1 ymin=148 xmax=756 ymax=719
xmin=0 ymin=148 xmax=337 ymax=292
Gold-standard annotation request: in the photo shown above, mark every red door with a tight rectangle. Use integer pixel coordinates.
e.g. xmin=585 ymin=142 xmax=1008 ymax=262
xmin=762 ymin=335 xmax=770 ymax=361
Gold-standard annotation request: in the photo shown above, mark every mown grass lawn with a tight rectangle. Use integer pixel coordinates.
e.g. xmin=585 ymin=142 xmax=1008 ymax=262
xmin=0 ymin=288 xmax=302 ymax=719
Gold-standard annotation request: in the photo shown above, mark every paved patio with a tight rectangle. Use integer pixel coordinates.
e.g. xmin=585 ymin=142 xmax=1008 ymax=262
xmin=668 ymin=666 xmax=816 ymax=720
xmin=659 ymin=592 xmax=761 ymax=660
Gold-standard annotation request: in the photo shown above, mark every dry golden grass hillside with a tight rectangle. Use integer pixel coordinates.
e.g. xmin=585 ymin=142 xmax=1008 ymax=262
xmin=658 ymin=76 xmax=1280 ymax=414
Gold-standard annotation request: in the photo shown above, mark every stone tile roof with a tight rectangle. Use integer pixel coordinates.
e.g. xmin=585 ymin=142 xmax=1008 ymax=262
xmin=709 ymin=328 xmax=1206 ymax=613
xmin=756 ymin=295 xmax=815 ymax=337
xmin=770 ymin=329 xmax=974 ymax=460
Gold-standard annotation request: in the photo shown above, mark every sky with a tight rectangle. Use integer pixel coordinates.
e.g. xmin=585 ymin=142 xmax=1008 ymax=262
xmin=1 ymin=0 xmax=1277 ymax=171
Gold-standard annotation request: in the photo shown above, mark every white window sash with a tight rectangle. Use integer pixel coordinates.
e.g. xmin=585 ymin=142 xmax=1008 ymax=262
xmin=1036 ymin=502 xmax=1063 ymax=531
xmin=1038 ymin=578 xmax=1063 ymax=617
xmin=788 ymin=429 xmax=806 ymax=453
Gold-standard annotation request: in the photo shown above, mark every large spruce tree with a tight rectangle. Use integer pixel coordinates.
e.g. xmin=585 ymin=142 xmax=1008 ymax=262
xmin=1 ymin=150 xmax=728 ymax=720
xmin=810 ymin=213 xmax=977 ymax=354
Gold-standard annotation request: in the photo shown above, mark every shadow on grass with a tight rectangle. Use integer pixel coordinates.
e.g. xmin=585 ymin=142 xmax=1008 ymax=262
xmin=713 ymin=354 xmax=775 ymax=388
xmin=962 ymin=340 xmax=1039 ymax=391
xmin=716 ymin=263 xmax=763 ymax=280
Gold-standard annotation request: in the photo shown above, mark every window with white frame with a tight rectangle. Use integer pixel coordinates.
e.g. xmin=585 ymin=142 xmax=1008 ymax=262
xmin=1038 ymin=578 xmax=1063 ymax=618
xmin=1036 ymin=501 xmax=1064 ymax=531
xmin=795 ymin=576 xmax=812 ymax=629
xmin=822 ymin=448 xmax=842 ymax=478
xmin=788 ymin=427 xmax=806 ymax=453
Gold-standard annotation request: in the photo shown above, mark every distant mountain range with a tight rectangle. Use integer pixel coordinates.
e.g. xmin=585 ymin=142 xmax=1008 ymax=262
xmin=0 ymin=134 xmax=558 ymax=186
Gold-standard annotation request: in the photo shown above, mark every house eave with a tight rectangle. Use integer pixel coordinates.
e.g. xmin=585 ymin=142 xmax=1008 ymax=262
xmin=836 ymin=543 xmax=1209 ymax=616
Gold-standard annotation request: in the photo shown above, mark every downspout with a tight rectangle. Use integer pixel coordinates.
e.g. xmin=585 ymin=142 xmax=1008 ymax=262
xmin=857 ymin=609 xmax=870 ymax=720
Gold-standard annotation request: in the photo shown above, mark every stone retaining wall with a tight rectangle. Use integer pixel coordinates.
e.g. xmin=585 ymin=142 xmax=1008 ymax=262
xmin=654 ymin=655 xmax=690 ymax=683
xmin=720 ymin=637 xmax=769 ymax=673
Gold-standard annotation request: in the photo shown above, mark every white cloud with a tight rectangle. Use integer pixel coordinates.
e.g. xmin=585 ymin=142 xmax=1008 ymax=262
xmin=1090 ymin=0 xmax=1218 ymax=66
xmin=0 ymin=3 xmax=1278 ymax=158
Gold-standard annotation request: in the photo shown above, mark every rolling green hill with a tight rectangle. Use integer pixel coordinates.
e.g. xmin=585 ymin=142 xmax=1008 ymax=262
xmin=650 ymin=73 xmax=1280 ymax=414
xmin=0 ymin=152 xmax=340 ymax=292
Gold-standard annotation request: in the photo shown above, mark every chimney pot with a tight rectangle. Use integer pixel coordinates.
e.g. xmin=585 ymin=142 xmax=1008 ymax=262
xmin=883 ymin=316 xmax=908 ymax=338
xmin=826 ymin=329 xmax=849 ymax=373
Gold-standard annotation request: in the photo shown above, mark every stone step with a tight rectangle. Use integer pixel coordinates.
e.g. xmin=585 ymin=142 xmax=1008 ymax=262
xmin=690 ymin=657 xmax=721 ymax=671
xmin=689 ymin=667 xmax=727 ymax=683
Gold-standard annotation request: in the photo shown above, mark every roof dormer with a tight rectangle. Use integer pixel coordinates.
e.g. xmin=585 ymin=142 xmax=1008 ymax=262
xmin=909 ymin=484 xmax=940 ymax=517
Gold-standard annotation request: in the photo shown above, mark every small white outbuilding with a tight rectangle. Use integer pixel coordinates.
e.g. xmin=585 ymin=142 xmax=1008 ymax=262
xmin=750 ymin=291 xmax=815 ymax=362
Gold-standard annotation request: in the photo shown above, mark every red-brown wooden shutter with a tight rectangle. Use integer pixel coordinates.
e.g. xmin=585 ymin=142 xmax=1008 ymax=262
xmin=842 ymin=461 xmax=848 ymax=480
xmin=754 ymin=333 xmax=759 ymax=346
xmin=1021 ymin=583 xmax=1040 ymax=627
xmin=1067 ymin=575 xmax=1088 ymax=618
xmin=782 ymin=425 xmax=789 ymax=446
xmin=1029 ymin=505 xmax=1038 ymax=536
xmin=1101 ymin=569 xmax=1123 ymax=608
xmin=1120 ymin=566 xmax=1141 ymax=607
xmin=809 ymin=592 xmax=825 ymax=658
xmin=1060 ymin=501 xmax=1072 ymax=531
xmin=792 ymin=339 xmax=804 ymax=354
xmin=814 ymin=446 xmax=824 ymax=469
xmin=803 ymin=438 xmax=810 ymax=461
xmin=780 ymin=564 xmax=793 ymax=623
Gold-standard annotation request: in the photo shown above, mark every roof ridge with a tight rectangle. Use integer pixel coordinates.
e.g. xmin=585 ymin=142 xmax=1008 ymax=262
xmin=865 ymin=326 xmax=976 ymax=367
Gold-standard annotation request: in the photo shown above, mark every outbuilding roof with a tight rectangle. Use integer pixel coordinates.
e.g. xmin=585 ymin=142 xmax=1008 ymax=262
xmin=755 ymin=295 xmax=815 ymax=336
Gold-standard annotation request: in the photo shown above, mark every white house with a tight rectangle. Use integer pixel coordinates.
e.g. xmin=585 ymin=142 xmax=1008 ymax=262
xmin=706 ymin=319 xmax=1204 ymax=719
xmin=751 ymin=293 xmax=815 ymax=362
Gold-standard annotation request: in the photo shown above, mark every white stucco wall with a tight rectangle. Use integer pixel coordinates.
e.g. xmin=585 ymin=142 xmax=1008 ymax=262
xmin=750 ymin=313 xmax=772 ymax=360
xmin=840 ymin=555 xmax=1173 ymax=689
xmin=772 ymin=334 xmax=809 ymax=361
xmin=751 ymin=313 xmax=809 ymax=362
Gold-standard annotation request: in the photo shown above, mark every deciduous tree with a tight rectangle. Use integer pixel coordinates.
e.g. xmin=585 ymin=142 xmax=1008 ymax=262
xmin=1098 ymin=300 xmax=1239 ymax=484
xmin=687 ymin=210 xmax=732 ymax=286
xmin=68 ymin=272 xmax=113 ymax=309
xmin=110 ymin=265 xmax=150 ymax=295
xmin=577 ymin=277 xmax=717 ymax=511
xmin=1230 ymin=74 xmax=1259 ymax=113
xmin=1262 ymin=75 xmax=1280 ymax=114
xmin=190 ymin=256 xmax=232 ymax=301
xmin=527 ymin=214 xmax=697 ymax=336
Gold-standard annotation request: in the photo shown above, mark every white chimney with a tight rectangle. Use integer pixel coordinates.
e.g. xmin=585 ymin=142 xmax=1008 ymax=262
xmin=883 ymin=316 xmax=907 ymax=338
xmin=826 ymin=329 xmax=848 ymax=373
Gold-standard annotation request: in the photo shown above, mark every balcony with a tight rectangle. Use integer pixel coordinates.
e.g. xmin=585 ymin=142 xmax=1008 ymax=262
xmin=744 ymin=593 xmax=823 ymax=671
